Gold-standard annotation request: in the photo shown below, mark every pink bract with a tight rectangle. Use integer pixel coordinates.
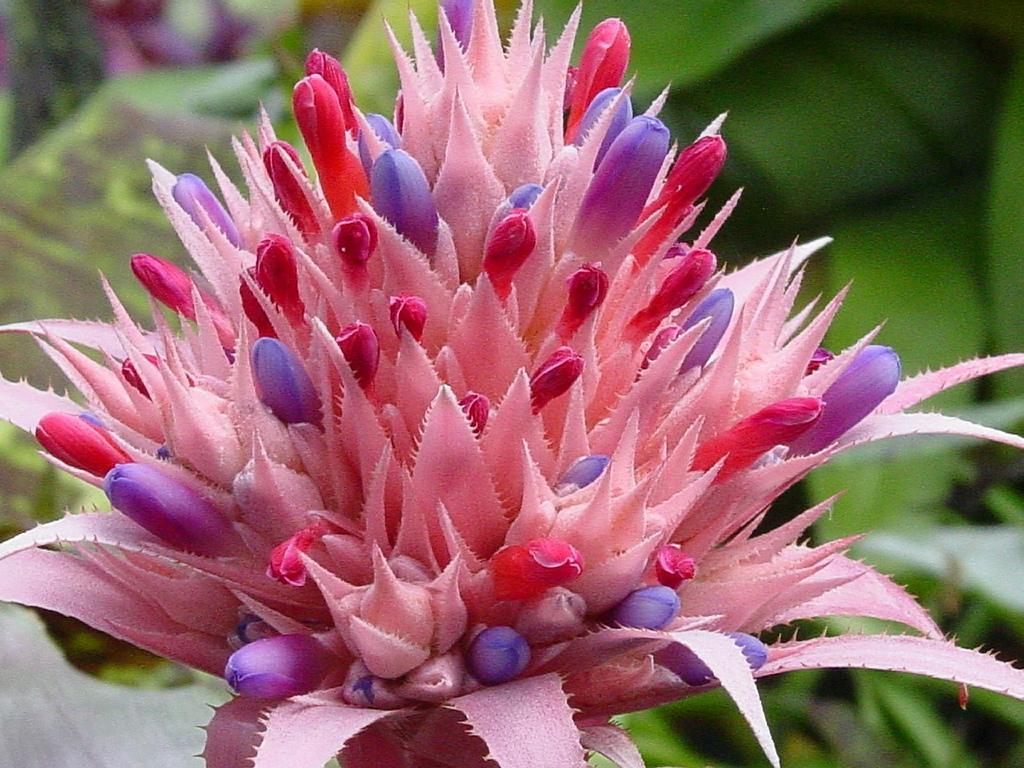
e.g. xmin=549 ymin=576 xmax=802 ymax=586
xmin=3 ymin=1 xmax=1024 ymax=766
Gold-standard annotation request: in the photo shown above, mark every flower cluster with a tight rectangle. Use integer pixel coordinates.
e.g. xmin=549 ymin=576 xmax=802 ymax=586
xmin=3 ymin=1 xmax=1024 ymax=766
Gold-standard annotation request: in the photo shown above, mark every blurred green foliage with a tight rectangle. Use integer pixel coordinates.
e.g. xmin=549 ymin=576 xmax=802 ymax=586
xmin=0 ymin=0 xmax=1022 ymax=766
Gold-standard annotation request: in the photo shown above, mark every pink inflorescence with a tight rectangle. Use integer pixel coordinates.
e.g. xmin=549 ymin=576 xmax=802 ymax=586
xmin=4 ymin=1 xmax=1024 ymax=766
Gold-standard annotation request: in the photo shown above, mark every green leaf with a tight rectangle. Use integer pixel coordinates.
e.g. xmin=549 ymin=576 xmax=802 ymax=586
xmin=0 ymin=603 xmax=226 ymax=768
xmin=858 ymin=526 xmax=1024 ymax=614
xmin=987 ymin=51 xmax=1024 ymax=398
xmin=536 ymin=0 xmax=846 ymax=90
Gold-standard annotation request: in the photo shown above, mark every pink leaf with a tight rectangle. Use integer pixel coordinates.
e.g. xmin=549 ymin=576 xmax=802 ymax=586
xmin=0 ymin=376 xmax=79 ymax=431
xmin=202 ymin=696 xmax=270 ymax=768
xmin=761 ymin=634 xmax=1024 ymax=701
xmin=580 ymin=723 xmax=645 ymax=768
xmin=880 ymin=354 xmax=1024 ymax=414
xmin=448 ymin=673 xmax=589 ymax=768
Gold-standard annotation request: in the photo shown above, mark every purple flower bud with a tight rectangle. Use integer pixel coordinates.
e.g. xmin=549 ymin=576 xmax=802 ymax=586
xmin=679 ymin=288 xmax=734 ymax=371
xmin=439 ymin=0 xmax=474 ymax=51
xmin=508 ymin=183 xmax=544 ymax=210
xmin=572 ymin=87 xmax=633 ymax=168
xmin=358 ymin=113 xmax=402 ymax=175
xmin=554 ymin=454 xmax=610 ymax=495
xmin=572 ymin=115 xmax=670 ymax=256
xmin=606 ymin=585 xmax=679 ymax=629
xmin=658 ymin=631 xmax=768 ymax=686
xmin=467 ymin=626 xmax=531 ymax=685
xmin=104 ymin=463 xmax=236 ymax=555
xmin=251 ymin=337 xmax=322 ymax=426
xmin=370 ymin=149 xmax=439 ymax=257
xmin=224 ymin=634 xmax=329 ymax=699
xmin=172 ymin=173 xmax=242 ymax=248
xmin=790 ymin=345 xmax=901 ymax=455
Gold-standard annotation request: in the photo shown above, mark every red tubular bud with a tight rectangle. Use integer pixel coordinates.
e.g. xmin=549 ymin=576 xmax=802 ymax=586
xmin=293 ymin=74 xmax=369 ymax=217
xmin=491 ymin=538 xmax=585 ymax=600
xmin=305 ymin=49 xmax=357 ymax=136
xmin=691 ymin=396 xmax=824 ymax=483
xmin=625 ymin=248 xmax=716 ymax=341
xmin=645 ymin=135 xmax=728 ymax=217
xmin=565 ymin=18 xmax=631 ymax=142
xmin=332 ymin=214 xmax=378 ymax=271
xmin=557 ymin=263 xmax=608 ymax=339
xmin=267 ymin=519 xmax=331 ymax=586
xmin=131 ymin=253 xmax=195 ymax=317
xmin=389 ymin=293 xmax=428 ymax=341
xmin=654 ymin=544 xmax=696 ymax=588
xmin=336 ymin=322 xmax=380 ymax=389
xmin=483 ymin=209 xmax=536 ymax=300
xmin=240 ymin=267 xmax=277 ymax=339
xmin=255 ymin=234 xmax=305 ymax=326
xmin=458 ymin=392 xmax=490 ymax=435
xmin=529 ymin=346 xmax=584 ymax=413
xmin=262 ymin=141 xmax=320 ymax=237
xmin=35 ymin=412 xmax=130 ymax=477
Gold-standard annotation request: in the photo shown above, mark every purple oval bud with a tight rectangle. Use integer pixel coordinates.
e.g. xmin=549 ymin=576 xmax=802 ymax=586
xmin=572 ymin=115 xmax=670 ymax=255
xmin=679 ymin=288 xmax=734 ymax=371
xmin=572 ymin=87 xmax=633 ymax=168
xmin=658 ymin=631 xmax=768 ymax=686
xmin=606 ymin=585 xmax=679 ymax=629
xmin=104 ymin=463 xmax=236 ymax=555
xmin=467 ymin=626 xmax=531 ymax=685
xmin=358 ymin=113 xmax=402 ymax=175
xmin=554 ymin=454 xmax=610 ymax=495
xmin=370 ymin=149 xmax=439 ymax=257
xmin=224 ymin=634 xmax=329 ymax=699
xmin=790 ymin=345 xmax=901 ymax=455
xmin=508 ymin=183 xmax=544 ymax=211
xmin=251 ymin=337 xmax=323 ymax=426
xmin=172 ymin=173 xmax=242 ymax=248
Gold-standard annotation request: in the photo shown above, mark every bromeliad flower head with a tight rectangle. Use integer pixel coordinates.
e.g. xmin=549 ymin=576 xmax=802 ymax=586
xmin=2 ymin=1 xmax=1024 ymax=766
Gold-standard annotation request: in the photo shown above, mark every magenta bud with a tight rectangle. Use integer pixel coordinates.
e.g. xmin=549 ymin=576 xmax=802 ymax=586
xmin=370 ymin=149 xmax=439 ymax=257
xmin=130 ymin=253 xmax=195 ymax=318
xmin=529 ymin=346 xmax=584 ymax=413
xmin=336 ymin=322 xmax=380 ymax=389
xmin=573 ymin=116 xmax=670 ymax=255
xmin=658 ymin=632 xmax=768 ymax=686
xmin=251 ymin=337 xmax=323 ymax=426
xmin=172 ymin=173 xmax=242 ymax=248
xmin=565 ymin=18 xmax=631 ymax=142
xmin=389 ymin=293 xmax=428 ymax=341
xmin=573 ymin=87 xmax=633 ymax=168
xmin=333 ymin=214 xmax=378 ymax=271
xmin=554 ymin=454 xmax=610 ymax=495
xmin=606 ymin=585 xmax=679 ymax=629
xmin=239 ymin=267 xmax=277 ymax=339
xmin=225 ymin=634 xmax=329 ymax=699
xmin=304 ymin=49 xmax=356 ymax=134
xmin=640 ymin=325 xmax=681 ymax=372
xmin=627 ymin=247 xmax=717 ymax=340
xmin=645 ymin=134 xmax=727 ymax=217
xmin=654 ymin=545 xmax=696 ymax=588
xmin=459 ymin=392 xmax=490 ymax=435
xmin=557 ymin=263 xmax=609 ymax=339
xmin=262 ymin=141 xmax=320 ymax=237
xmin=104 ymin=463 xmax=236 ymax=555
xmin=679 ymin=287 xmax=734 ymax=371
xmin=121 ymin=354 xmax=157 ymax=399
xmin=805 ymin=346 xmax=835 ymax=375
xmin=35 ymin=412 xmax=130 ymax=477
xmin=483 ymin=208 xmax=537 ymax=299
xmin=467 ymin=626 xmax=531 ymax=685
xmin=790 ymin=345 xmax=901 ymax=455
xmin=255 ymin=234 xmax=305 ymax=325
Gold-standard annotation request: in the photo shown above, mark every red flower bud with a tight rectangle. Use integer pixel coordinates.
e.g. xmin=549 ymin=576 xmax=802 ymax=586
xmin=557 ymin=263 xmax=608 ymax=339
xmin=255 ymin=234 xmax=305 ymax=326
xmin=262 ymin=141 xmax=320 ymax=237
xmin=35 ymin=412 xmax=130 ymax=477
xmin=389 ymin=294 xmax=428 ymax=342
xmin=529 ymin=346 xmax=584 ymax=413
xmin=565 ymin=18 xmax=631 ymax=142
xmin=654 ymin=545 xmax=696 ymax=588
xmin=625 ymin=248 xmax=716 ymax=341
xmin=336 ymin=322 xmax=380 ymax=390
xmin=239 ymin=267 xmax=277 ymax=339
xmin=459 ymin=392 xmax=490 ymax=435
xmin=491 ymin=538 xmax=585 ymax=600
xmin=483 ymin=209 xmax=536 ymax=300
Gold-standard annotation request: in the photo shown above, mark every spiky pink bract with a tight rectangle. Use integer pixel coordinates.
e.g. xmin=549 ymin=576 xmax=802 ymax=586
xmin=2 ymin=2 xmax=1024 ymax=767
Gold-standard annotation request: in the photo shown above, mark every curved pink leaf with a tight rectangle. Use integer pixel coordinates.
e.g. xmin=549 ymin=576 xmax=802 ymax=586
xmin=761 ymin=634 xmax=1024 ymax=702
xmin=838 ymin=412 xmax=1024 ymax=452
xmin=880 ymin=354 xmax=1024 ymax=414
xmin=0 ymin=377 xmax=79 ymax=431
xmin=0 ymin=319 xmax=128 ymax=357
xmin=448 ymin=673 xmax=588 ymax=768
